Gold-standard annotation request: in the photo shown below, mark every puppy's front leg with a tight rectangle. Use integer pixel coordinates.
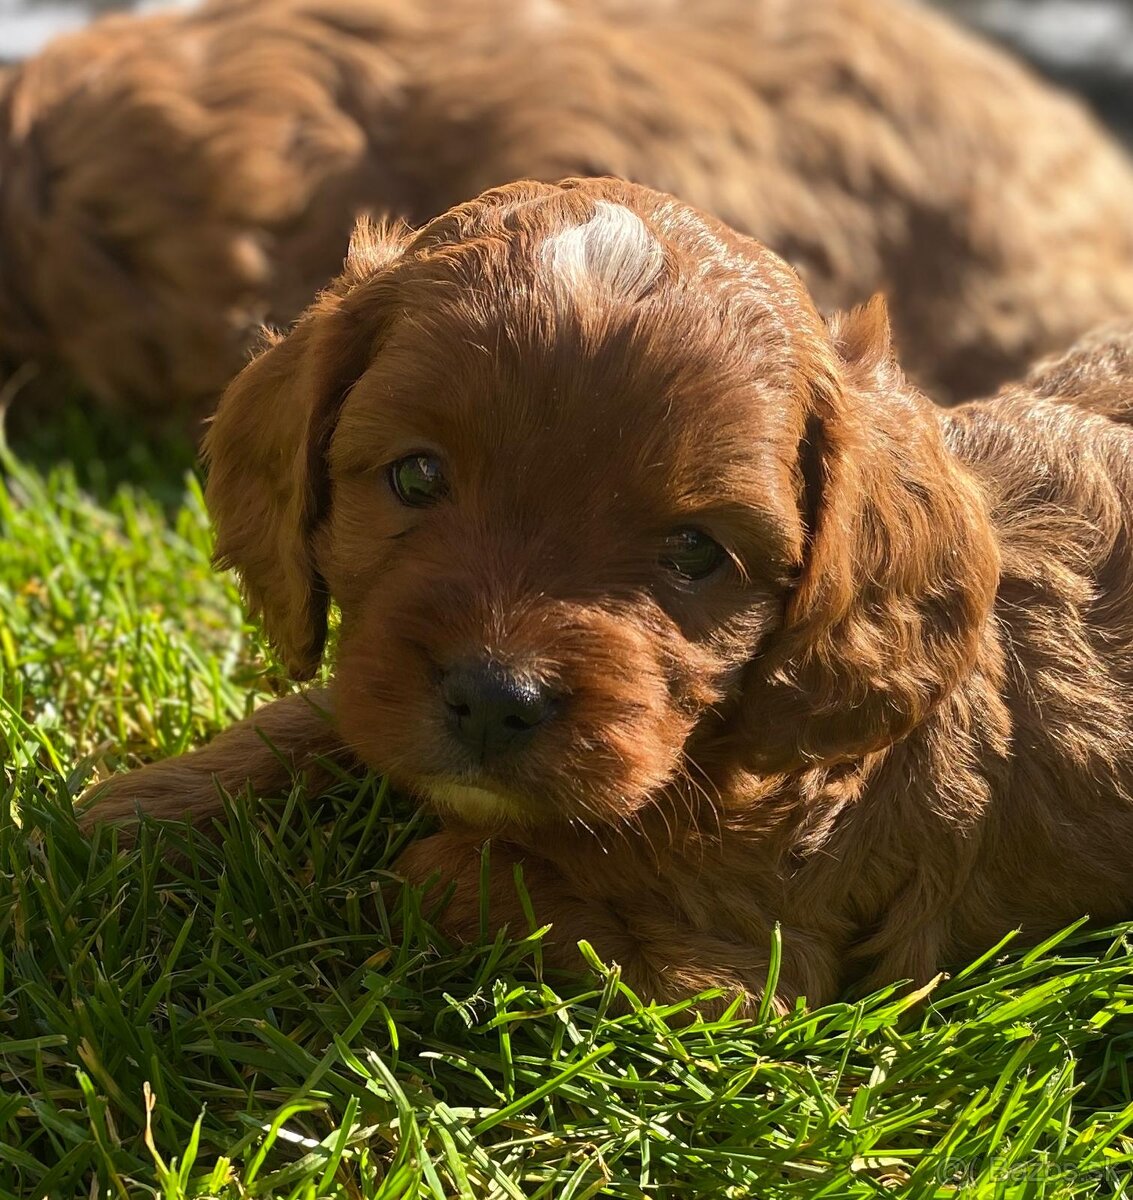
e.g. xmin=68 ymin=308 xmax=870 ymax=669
xmin=396 ymin=834 xmax=837 ymax=1014
xmin=78 ymin=688 xmax=351 ymax=831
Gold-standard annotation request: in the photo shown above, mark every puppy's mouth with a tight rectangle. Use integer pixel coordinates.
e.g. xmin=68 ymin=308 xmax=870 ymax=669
xmin=412 ymin=776 xmax=536 ymax=827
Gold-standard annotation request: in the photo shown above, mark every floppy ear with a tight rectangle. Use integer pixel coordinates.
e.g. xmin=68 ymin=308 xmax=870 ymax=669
xmin=203 ymin=218 xmax=408 ymax=679
xmin=741 ymin=296 xmax=1000 ymax=770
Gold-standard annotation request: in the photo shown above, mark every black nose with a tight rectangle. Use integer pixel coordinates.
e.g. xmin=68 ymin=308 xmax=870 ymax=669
xmin=441 ymin=659 xmax=557 ymax=759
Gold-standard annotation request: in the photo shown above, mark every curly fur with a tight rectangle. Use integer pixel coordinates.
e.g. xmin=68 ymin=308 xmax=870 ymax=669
xmin=82 ymin=180 xmax=1133 ymax=1013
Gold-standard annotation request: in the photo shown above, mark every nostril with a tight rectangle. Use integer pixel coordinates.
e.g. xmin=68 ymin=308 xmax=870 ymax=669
xmin=503 ymin=711 xmax=537 ymax=732
xmin=440 ymin=671 xmax=474 ymax=719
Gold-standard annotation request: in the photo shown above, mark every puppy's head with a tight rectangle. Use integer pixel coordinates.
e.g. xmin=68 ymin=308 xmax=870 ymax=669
xmin=206 ymin=179 xmax=997 ymax=828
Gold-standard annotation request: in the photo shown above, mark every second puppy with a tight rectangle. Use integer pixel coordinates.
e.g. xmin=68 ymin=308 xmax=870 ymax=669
xmin=7 ymin=0 xmax=1133 ymax=416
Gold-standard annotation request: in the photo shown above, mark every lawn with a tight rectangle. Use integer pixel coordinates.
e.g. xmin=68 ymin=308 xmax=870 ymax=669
xmin=2 ymin=415 xmax=1133 ymax=1199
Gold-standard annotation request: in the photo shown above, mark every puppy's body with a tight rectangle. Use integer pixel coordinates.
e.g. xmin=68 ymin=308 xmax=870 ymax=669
xmin=83 ymin=181 xmax=1133 ymax=1010
xmin=404 ymin=390 xmax=1133 ymax=1003
xmin=6 ymin=0 xmax=1133 ymax=417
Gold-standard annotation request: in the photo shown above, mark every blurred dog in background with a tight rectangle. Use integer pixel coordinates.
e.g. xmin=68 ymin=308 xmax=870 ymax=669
xmin=4 ymin=0 xmax=1133 ymax=425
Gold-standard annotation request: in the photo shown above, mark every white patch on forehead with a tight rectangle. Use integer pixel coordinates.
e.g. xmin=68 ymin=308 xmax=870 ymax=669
xmin=522 ymin=0 xmax=567 ymax=28
xmin=541 ymin=201 xmax=665 ymax=303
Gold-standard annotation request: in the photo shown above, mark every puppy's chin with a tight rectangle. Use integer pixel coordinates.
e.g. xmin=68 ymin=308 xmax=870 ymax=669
xmin=417 ymin=779 xmax=535 ymax=827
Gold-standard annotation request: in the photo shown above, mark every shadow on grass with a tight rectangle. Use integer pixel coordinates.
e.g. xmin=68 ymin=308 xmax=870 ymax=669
xmin=2 ymin=369 xmax=200 ymax=507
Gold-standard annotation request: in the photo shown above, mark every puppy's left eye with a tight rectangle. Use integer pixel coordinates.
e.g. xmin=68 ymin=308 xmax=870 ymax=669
xmin=660 ymin=528 xmax=726 ymax=580
xmin=389 ymin=453 xmax=448 ymax=507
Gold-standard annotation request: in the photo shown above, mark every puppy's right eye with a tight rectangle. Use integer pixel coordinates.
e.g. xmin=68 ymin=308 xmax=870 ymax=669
xmin=660 ymin=527 xmax=727 ymax=580
xmin=389 ymin=453 xmax=448 ymax=507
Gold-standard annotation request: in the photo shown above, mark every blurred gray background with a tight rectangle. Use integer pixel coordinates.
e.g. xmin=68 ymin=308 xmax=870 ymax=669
xmin=940 ymin=0 xmax=1133 ymax=142
xmin=1 ymin=0 xmax=1130 ymax=144
xmin=0 ymin=0 xmax=186 ymax=59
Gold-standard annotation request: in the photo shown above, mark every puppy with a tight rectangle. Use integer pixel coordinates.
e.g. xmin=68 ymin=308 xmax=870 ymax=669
xmin=6 ymin=0 xmax=1133 ymax=420
xmin=82 ymin=178 xmax=1133 ymax=1013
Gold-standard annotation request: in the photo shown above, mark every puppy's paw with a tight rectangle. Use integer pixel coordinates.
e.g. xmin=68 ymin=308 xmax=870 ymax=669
xmin=393 ymin=831 xmax=495 ymax=940
xmin=395 ymin=831 xmax=482 ymax=884
xmin=392 ymin=833 xmax=807 ymax=1016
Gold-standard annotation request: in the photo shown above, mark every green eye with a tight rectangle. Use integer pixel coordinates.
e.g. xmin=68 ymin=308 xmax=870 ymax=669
xmin=660 ymin=528 xmax=726 ymax=580
xmin=389 ymin=453 xmax=448 ymax=507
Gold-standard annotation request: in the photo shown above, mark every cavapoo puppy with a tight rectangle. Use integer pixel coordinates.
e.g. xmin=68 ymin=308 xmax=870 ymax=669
xmin=83 ymin=178 xmax=1133 ymax=1013
xmin=6 ymin=0 xmax=1133 ymax=420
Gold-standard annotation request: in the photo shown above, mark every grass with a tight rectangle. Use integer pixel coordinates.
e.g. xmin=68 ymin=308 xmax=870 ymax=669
xmin=3 ymin=415 xmax=1133 ymax=1198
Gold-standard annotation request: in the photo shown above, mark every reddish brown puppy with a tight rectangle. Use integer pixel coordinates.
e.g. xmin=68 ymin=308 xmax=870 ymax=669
xmin=83 ymin=180 xmax=1133 ymax=1012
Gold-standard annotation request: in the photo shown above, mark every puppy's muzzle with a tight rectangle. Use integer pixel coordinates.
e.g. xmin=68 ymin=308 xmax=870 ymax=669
xmin=440 ymin=658 xmax=561 ymax=762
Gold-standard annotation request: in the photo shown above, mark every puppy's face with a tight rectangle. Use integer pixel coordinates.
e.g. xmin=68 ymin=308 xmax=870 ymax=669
xmin=207 ymin=180 xmax=997 ymax=831
xmin=319 ymin=197 xmax=814 ymax=827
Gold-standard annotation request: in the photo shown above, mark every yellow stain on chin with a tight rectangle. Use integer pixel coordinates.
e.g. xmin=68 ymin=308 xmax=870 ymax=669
xmin=424 ymin=782 xmax=526 ymax=825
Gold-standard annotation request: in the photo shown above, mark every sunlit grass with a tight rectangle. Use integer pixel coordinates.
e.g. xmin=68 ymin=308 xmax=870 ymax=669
xmin=3 ymin=419 xmax=1133 ymax=1197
